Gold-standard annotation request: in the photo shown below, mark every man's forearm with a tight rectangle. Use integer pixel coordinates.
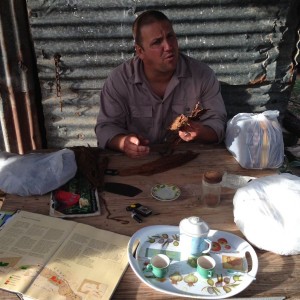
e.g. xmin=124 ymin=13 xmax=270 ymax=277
xmin=179 ymin=121 xmax=219 ymax=143
xmin=107 ymin=134 xmax=127 ymax=152
xmin=196 ymin=125 xmax=218 ymax=143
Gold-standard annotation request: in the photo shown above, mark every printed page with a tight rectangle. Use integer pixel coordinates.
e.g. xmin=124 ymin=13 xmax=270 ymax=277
xmin=0 ymin=210 xmax=76 ymax=295
xmin=26 ymin=222 xmax=130 ymax=300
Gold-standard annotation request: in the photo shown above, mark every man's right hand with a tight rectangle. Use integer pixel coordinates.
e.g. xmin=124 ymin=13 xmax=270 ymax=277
xmin=108 ymin=134 xmax=150 ymax=158
xmin=123 ymin=134 xmax=150 ymax=158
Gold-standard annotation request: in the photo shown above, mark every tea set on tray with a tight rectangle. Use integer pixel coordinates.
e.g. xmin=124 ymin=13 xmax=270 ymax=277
xmin=128 ymin=216 xmax=258 ymax=299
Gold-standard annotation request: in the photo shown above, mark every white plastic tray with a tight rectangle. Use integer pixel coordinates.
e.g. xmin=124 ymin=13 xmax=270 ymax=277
xmin=128 ymin=225 xmax=258 ymax=299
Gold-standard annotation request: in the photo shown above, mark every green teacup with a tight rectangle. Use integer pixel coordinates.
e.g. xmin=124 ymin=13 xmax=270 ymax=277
xmin=146 ymin=254 xmax=170 ymax=278
xmin=197 ymin=255 xmax=216 ymax=279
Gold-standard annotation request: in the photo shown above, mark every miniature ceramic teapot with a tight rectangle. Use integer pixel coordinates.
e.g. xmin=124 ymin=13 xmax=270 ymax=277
xmin=179 ymin=216 xmax=212 ymax=260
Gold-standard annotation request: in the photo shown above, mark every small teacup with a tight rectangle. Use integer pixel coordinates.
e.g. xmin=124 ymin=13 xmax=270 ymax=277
xmin=145 ymin=254 xmax=170 ymax=278
xmin=197 ymin=255 xmax=216 ymax=279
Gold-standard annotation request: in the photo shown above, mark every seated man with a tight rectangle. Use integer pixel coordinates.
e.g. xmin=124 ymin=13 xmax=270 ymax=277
xmin=95 ymin=10 xmax=227 ymax=158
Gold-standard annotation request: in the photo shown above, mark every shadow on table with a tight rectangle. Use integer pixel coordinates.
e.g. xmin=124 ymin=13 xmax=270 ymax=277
xmin=237 ymin=246 xmax=295 ymax=298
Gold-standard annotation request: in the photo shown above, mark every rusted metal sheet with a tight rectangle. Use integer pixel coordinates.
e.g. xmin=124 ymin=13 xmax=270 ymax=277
xmin=20 ymin=0 xmax=300 ymax=148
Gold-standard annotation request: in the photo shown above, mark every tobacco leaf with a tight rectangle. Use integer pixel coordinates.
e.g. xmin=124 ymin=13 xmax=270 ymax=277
xmin=118 ymin=151 xmax=199 ymax=176
xmin=68 ymin=146 xmax=108 ymax=188
xmin=162 ymin=102 xmax=208 ymax=156
xmin=169 ymin=102 xmax=208 ymax=132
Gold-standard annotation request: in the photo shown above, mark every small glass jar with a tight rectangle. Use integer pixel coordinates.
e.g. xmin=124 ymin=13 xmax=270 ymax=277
xmin=201 ymin=171 xmax=223 ymax=207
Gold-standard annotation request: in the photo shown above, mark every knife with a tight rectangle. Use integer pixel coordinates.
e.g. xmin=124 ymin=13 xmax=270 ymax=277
xmin=103 ymin=182 xmax=142 ymax=197
xmin=104 ymin=169 xmax=119 ymax=176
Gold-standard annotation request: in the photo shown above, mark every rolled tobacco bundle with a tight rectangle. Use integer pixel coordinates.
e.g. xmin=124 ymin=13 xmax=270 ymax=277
xmin=162 ymin=102 xmax=208 ymax=155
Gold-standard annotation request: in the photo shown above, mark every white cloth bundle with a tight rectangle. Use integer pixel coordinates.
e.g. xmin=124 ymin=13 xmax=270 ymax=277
xmin=0 ymin=149 xmax=77 ymax=196
xmin=233 ymin=173 xmax=300 ymax=255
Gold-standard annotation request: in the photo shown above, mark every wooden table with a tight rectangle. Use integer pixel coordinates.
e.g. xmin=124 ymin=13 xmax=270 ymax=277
xmin=0 ymin=143 xmax=299 ymax=299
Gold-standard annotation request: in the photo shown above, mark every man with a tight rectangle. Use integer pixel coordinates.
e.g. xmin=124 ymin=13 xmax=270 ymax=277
xmin=95 ymin=10 xmax=227 ymax=158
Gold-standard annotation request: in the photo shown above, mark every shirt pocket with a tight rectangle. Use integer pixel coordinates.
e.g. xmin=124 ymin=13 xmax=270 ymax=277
xmin=129 ymin=105 xmax=153 ymax=133
xmin=164 ymin=104 xmax=186 ymax=129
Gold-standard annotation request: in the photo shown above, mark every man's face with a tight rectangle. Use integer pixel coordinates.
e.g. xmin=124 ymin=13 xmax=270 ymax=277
xmin=136 ymin=20 xmax=179 ymax=76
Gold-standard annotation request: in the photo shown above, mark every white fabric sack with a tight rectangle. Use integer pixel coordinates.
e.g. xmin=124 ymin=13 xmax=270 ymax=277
xmin=0 ymin=149 xmax=77 ymax=196
xmin=233 ymin=173 xmax=300 ymax=255
xmin=225 ymin=110 xmax=284 ymax=169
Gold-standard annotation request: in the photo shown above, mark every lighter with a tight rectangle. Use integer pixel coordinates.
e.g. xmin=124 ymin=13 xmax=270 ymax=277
xmin=126 ymin=203 xmax=152 ymax=217
xmin=131 ymin=212 xmax=142 ymax=223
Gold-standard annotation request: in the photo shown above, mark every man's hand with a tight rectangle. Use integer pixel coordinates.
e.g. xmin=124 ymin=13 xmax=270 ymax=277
xmin=123 ymin=134 xmax=150 ymax=158
xmin=108 ymin=133 xmax=150 ymax=158
xmin=178 ymin=120 xmax=218 ymax=143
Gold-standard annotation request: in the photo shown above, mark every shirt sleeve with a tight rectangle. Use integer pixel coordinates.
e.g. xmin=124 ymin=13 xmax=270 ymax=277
xmin=94 ymin=71 xmax=130 ymax=149
xmin=198 ymin=68 xmax=227 ymax=142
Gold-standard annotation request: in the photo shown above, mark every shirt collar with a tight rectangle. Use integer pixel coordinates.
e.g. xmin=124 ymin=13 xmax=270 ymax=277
xmin=130 ymin=53 xmax=192 ymax=85
xmin=175 ymin=53 xmax=192 ymax=79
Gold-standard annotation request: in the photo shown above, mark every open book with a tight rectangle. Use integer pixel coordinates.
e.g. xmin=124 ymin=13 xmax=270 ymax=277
xmin=0 ymin=210 xmax=16 ymax=227
xmin=0 ymin=210 xmax=130 ymax=300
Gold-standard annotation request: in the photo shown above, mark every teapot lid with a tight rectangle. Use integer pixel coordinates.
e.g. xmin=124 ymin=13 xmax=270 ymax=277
xmin=179 ymin=216 xmax=210 ymax=237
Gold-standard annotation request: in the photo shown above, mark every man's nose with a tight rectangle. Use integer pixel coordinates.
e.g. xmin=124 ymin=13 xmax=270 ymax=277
xmin=162 ymin=39 xmax=172 ymax=50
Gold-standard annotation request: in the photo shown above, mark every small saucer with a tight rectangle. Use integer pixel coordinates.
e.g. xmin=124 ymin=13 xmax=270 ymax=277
xmin=151 ymin=184 xmax=181 ymax=201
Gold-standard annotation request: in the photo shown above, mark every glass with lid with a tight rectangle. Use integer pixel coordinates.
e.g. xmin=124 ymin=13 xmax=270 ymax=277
xmin=201 ymin=170 xmax=223 ymax=207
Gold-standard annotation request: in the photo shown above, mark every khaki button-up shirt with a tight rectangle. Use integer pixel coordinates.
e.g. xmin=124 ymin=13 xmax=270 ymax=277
xmin=95 ymin=53 xmax=227 ymax=148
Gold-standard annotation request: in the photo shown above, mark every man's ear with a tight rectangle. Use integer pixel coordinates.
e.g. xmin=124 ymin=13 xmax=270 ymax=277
xmin=135 ymin=45 xmax=144 ymax=58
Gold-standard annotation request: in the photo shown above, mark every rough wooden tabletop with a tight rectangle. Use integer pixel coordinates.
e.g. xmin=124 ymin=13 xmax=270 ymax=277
xmin=1 ymin=143 xmax=299 ymax=299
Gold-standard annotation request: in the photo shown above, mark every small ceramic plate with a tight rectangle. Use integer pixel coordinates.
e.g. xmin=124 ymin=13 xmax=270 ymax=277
xmin=151 ymin=184 xmax=181 ymax=201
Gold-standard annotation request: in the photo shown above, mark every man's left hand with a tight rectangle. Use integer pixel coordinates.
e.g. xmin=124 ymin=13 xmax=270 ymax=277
xmin=178 ymin=120 xmax=218 ymax=143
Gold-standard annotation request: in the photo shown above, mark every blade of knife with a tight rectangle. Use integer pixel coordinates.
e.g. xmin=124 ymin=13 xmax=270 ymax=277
xmin=103 ymin=182 xmax=142 ymax=197
xmin=104 ymin=169 xmax=119 ymax=176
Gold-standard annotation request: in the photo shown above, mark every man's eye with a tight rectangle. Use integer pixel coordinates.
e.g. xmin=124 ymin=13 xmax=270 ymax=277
xmin=152 ymin=40 xmax=161 ymax=45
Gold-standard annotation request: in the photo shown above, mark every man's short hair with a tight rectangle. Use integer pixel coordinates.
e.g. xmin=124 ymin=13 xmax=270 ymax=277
xmin=132 ymin=10 xmax=172 ymax=46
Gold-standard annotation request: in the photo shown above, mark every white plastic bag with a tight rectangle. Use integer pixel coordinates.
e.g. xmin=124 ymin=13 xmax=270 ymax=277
xmin=0 ymin=149 xmax=77 ymax=196
xmin=225 ymin=110 xmax=284 ymax=169
xmin=233 ymin=173 xmax=300 ymax=255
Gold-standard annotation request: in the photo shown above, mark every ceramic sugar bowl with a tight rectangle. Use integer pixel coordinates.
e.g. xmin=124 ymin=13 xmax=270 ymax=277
xmin=179 ymin=216 xmax=212 ymax=260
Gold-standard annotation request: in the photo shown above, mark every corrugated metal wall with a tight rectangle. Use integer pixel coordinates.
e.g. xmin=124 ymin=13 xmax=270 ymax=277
xmin=22 ymin=0 xmax=300 ymax=148
xmin=0 ymin=0 xmax=45 ymax=153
